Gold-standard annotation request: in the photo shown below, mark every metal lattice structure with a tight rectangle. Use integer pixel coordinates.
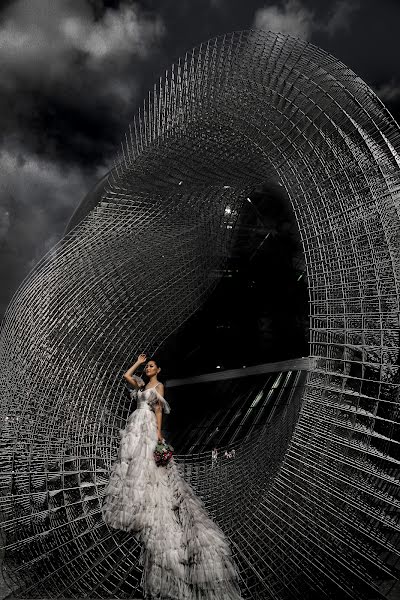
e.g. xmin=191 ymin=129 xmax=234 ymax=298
xmin=1 ymin=29 xmax=400 ymax=599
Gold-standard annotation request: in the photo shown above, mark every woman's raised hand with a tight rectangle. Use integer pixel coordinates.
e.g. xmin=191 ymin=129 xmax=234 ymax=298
xmin=137 ymin=353 xmax=147 ymax=365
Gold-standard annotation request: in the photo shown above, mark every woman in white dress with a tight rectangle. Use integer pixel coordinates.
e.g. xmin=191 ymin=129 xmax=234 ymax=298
xmin=101 ymin=354 xmax=242 ymax=600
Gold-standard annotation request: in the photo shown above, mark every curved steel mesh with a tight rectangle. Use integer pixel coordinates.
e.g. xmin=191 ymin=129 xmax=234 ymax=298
xmin=1 ymin=30 xmax=400 ymax=599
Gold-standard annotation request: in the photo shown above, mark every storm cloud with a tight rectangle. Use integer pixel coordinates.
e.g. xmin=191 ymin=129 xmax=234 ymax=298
xmin=253 ymin=0 xmax=359 ymax=40
xmin=0 ymin=0 xmax=165 ymax=316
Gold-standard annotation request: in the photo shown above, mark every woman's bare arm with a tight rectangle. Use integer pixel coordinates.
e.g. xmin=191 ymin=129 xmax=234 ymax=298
xmin=154 ymin=383 xmax=165 ymax=440
xmin=123 ymin=353 xmax=146 ymax=388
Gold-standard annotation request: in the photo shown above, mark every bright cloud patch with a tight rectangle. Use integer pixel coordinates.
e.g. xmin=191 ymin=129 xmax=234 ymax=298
xmin=253 ymin=0 xmax=359 ymax=41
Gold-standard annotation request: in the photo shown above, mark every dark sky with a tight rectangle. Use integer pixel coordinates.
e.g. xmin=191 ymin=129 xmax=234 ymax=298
xmin=1 ymin=0 xmax=400 ymax=319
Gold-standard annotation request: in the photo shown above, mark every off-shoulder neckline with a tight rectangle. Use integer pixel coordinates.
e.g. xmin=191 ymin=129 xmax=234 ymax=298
xmin=142 ymin=382 xmax=162 ymax=392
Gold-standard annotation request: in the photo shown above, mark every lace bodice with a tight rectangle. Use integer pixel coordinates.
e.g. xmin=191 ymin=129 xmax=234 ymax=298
xmin=129 ymin=375 xmax=171 ymax=414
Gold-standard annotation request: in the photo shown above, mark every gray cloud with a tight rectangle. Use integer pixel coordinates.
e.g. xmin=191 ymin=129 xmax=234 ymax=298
xmin=254 ymin=0 xmax=314 ymax=39
xmin=0 ymin=0 xmax=165 ymax=161
xmin=375 ymin=79 xmax=400 ymax=103
xmin=0 ymin=145 xmax=108 ymax=315
xmin=0 ymin=0 xmax=164 ymax=69
xmin=0 ymin=0 xmax=165 ymax=317
xmin=324 ymin=0 xmax=360 ymax=36
xmin=253 ymin=0 xmax=359 ymax=41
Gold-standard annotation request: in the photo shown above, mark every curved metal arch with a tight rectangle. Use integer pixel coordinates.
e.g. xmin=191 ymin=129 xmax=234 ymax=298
xmin=1 ymin=30 xmax=400 ymax=599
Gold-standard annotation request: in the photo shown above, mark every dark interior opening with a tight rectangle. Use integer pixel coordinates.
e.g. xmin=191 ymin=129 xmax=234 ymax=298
xmin=158 ymin=182 xmax=309 ymax=381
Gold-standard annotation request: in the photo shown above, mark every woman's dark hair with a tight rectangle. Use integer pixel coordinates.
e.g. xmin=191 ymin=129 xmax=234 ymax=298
xmin=145 ymin=357 xmax=159 ymax=367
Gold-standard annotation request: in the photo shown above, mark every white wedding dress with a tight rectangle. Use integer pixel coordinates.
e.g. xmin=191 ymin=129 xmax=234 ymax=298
xmin=101 ymin=375 xmax=242 ymax=600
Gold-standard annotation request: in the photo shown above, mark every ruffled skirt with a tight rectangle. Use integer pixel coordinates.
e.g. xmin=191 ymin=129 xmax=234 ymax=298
xmin=101 ymin=407 xmax=242 ymax=599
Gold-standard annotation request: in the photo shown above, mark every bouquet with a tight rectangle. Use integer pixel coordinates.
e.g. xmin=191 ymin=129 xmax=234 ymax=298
xmin=154 ymin=440 xmax=174 ymax=467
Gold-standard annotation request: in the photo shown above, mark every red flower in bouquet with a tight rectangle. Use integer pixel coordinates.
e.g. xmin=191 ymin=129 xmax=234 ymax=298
xmin=154 ymin=440 xmax=174 ymax=467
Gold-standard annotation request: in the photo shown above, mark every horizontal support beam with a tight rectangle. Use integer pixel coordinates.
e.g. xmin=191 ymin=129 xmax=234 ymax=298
xmin=166 ymin=356 xmax=315 ymax=387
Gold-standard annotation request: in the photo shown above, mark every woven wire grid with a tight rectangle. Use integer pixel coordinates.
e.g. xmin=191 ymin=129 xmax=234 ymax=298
xmin=0 ymin=29 xmax=400 ymax=599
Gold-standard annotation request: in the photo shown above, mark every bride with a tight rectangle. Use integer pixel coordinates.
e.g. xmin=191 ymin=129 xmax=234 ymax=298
xmin=101 ymin=353 xmax=242 ymax=600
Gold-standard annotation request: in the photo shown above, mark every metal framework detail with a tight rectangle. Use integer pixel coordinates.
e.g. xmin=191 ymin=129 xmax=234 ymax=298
xmin=1 ymin=30 xmax=400 ymax=599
